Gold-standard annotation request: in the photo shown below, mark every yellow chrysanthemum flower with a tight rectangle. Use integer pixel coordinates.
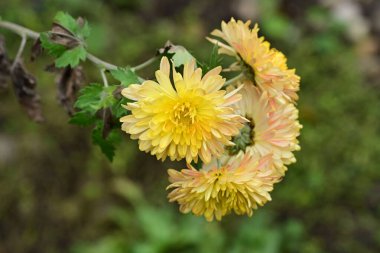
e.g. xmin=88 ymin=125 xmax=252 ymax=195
xmin=120 ymin=57 xmax=247 ymax=164
xmin=208 ymin=18 xmax=300 ymax=104
xmin=167 ymin=153 xmax=279 ymax=221
xmin=228 ymin=81 xmax=301 ymax=175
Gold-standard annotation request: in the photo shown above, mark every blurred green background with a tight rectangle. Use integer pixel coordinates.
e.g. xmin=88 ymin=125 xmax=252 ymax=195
xmin=1 ymin=0 xmax=380 ymax=252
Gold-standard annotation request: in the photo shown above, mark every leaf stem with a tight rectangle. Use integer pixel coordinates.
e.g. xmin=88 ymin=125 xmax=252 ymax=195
xmin=223 ymin=73 xmax=245 ymax=87
xmin=86 ymin=53 xmax=117 ymax=70
xmin=11 ymin=34 xmax=27 ymax=70
xmin=100 ymin=68 xmax=109 ymax=87
xmin=131 ymin=56 xmax=157 ymax=71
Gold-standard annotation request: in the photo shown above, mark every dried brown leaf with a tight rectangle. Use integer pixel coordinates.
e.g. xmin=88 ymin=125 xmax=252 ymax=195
xmin=30 ymin=38 xmax=42 ymax=62
xmin=50 ymin=23 xmax=80 ymax=48
xmin=56 ymin=66 xmax=85 ymax=115
xmin=0 ymin=35 xmax=10 ymax=90
xmin=10 ymin=61 xmax=44 ymax=122
xmin=102 ymin=107 xmax=113 ymax=139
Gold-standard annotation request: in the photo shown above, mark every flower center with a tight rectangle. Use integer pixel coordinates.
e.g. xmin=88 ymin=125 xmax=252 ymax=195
xmin=171 ymin=101 xmax=197 ymax=125
xmin=227 ymin=117 xmax=255 ymax=155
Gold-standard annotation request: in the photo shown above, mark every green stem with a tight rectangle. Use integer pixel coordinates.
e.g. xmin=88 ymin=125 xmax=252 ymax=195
xmin=100 ymin=68 xmax=109 ymax=87
xmin=131 ymin=56 xmax=157 ymax=71
xmin=223 ymin=73 xmax=245 ymax=87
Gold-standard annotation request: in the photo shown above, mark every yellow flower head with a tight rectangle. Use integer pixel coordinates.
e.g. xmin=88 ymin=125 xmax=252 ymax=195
xmin=229 ymin=81 xmax=302 ymax=175
xmin=167 ymin=153 xmax=279 ymax=221
xmin=120 ymin=57 xmax=247 ymax=164
xmin=208 ymin=18 xmax=300 ymax=104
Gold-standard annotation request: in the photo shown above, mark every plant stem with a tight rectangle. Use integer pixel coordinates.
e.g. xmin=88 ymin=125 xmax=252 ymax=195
xmin=223 ymin=73 xmax=245 ymax=87
xmin=86 ymin=53 xmax=117 ymax=70
xmin=0 ymin=20 xmax=156 ymax=72
xmin=11 ymin=34 xmax=27 ymax=70
xmin=131 ymin=56 xmax=157 ymax=71
xmin=0 ymin=21 xmax=39 ymax=39
xmin=100 ymin=68 xmax=109 ymax=87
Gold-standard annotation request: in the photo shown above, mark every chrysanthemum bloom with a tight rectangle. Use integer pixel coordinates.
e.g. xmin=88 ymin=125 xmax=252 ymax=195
xmin=167 ymin=153 xmax=279 ymax=221
xmin=208 ymin=18 xmax=300 ymax=104
xmin=120 ymin=57 xmax=247 ymax=163
xmin=227 ymin=81 xmax=301 ymax=175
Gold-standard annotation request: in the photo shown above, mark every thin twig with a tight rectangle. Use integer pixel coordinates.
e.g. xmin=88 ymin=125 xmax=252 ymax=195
xmin=86 ymin=53 xmax=117 ymax=70
xmin=223 ymin=73 xmax=245 ymax=87
xmin=100 ymin=68 xmax=109 ymax=87
xmin=131 ymin=56 xmax=157 ymax=71
xmin=11 ymin=34 xmax=27 ymax=70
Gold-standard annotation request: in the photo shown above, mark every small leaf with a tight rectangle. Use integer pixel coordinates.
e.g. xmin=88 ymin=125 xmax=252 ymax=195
xmin=170 ymin=45 xmax=195 ymax=67
xmin=54 ymin=12 xmax=90 ymax=40
xmin=57 ymin=66 xmax=85 ymax=115
xmin=74 ymin=83 xmax=117 ymax=114
xmin=69 ymin=110 xmax=96 ymax=125
xmin=158 ymin=41 xmax=195 ymax=67
xmin=111 ymin=96 xmax=129 ymax=119
xmin=54 ymin=12 xmax=79 ymax=36
xmin=92 ymin=122 xmax=119 ymax=161
xmin=55 ymin=46 xmax=87 ymax=68
xmin=39 ymin=32 xmax=67 ymax=57
xmin=50 ymin=23 xmax=80 ymax=48
xmin=110 ymin=68 xmax=139 ymax=87
xmin=10 ymin=62 xmax=44 ymax=122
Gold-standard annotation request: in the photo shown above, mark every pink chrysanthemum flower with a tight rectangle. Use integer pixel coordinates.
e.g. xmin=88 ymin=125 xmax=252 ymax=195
xmin=227 ymin=81 xmax=301 ymax=175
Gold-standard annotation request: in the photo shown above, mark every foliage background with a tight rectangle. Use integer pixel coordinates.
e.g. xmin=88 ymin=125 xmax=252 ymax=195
xmin=1 ymin=0 xmax=380 ymax=252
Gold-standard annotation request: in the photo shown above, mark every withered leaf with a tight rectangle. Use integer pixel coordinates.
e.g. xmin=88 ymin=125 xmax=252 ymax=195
xmin=0 ymin=35 xmax=10 ymax=90
xmin=50 ymin=23 xmax=80 ymax=48
xmin=56 ymin=66 xmax=85 ymax=115
xmin=30 ymin=38 xmax=42 ymax=62
xmin=10 ymin=61 xmax=44 ymax=122
xmin=102 ymin=107 xmax=113 ymax=139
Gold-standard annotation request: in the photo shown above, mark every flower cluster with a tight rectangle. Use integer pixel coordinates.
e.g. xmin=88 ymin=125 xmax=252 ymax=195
xmin=120 ymin=18 xmax=301 ymax=221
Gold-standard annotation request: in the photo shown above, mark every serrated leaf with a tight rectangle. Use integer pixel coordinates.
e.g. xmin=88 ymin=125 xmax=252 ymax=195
xmin=69 ymin=111 xmax=96 ymax=125
xmin=55 ymin=46 xmax=87 ymax=68
xmin=111 ymin=97 xmax=129 ymax=119
xmin=54 ymin=12 xmax=91 ymax=40
xmin=92 ymin=123 xmax=116 ymax=161
xmin=78 ymin=19 xmax=91 ymax=39
xmin=74 ymin=83 xmax=117 ymax=114
xmin=110 ymin=68 xmax=139 ymax=87
xmin=92 ymin=122 xmax=121 ymax=161
xmin=54 ymin=11 xmax=78 ymax=35
xmin=40 ymin=32 xmax=66 ymax=57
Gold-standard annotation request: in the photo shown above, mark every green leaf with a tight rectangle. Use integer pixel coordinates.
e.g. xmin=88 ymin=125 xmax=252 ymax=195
xmin=92 ymin=122 xmax=116 ymax=161
xmin=170 ymin=45 xmax=195 ymax=67
xmin=110 ymin=68 xmax=139 ymax=87
xmin=91 ymin=121 xmax=122 ymax=161
xmin=74 ymin=84 xmax=117 ymax=114
xmin=55 ymin=46 xmax=87 ymax=68
xmin=54 ymin=11 xmax=78 ymax=35
xmin=197 ymin=44 xmax=223 ymax=73
xmin=39 ymin=32 xmax=66 ymax=57
xmin=54 ymin=12 xmax=91 ymax=40
xmin=111 ymin=97 xmax=129 ymax=119
xmin=69 ymin=111 xmax=97 ymax=125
